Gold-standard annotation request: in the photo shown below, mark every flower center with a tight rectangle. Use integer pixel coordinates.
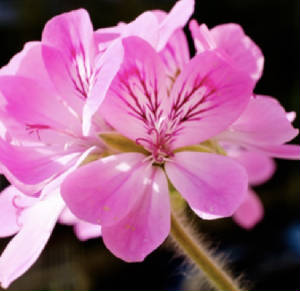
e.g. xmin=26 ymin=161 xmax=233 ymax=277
xmin=136 ymin=117 xmax=176 ymax=164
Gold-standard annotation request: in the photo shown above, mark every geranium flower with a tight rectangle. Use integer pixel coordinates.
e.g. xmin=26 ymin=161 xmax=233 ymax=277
xmin=61 ymin=36 xmax=254 ymax=262
xmin=0 ymin=0 xmax=195 ymax=197
xmin=189 ymin=20 xmax=299 ymax=159
xmin=218 ymin=95 xmax=300 ymax=228
xmin=189 ymin=19 xmax=300 ymax=229
xmin=0 ymin=1 xmax=197 ymax=287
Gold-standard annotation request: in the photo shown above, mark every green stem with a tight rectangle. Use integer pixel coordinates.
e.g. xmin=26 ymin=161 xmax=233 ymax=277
xmin=170 ymin=211 xmax=242 ymax=291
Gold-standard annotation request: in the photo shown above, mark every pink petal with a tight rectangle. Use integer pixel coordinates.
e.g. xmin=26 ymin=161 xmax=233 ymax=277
xmin=121 ymin=12 xmax=160 ymax=47
xmin=0 ymin=140 xmax=71 ymax=195
xmin=95 ymin=12 xmax=159 ymax=49
xmin=156 ymin=0 xmax=194 ymax=51
xmin=233 ymin=189 xmax=264 ymax=229
xmin=165 ymin=152 xmax=248 ymax=218
xmin=190 ymin=20 xmax=264 ymax=81
xmin=169 ymin=50 xmax=254 ymax=149
xmin=59 ymin=207 xmax=77 ymax=225
xmin=82 ymin=39 xmax=124 ymax=135
xmin=286 ymin=111 xmax=296 ymax=123
xmin=252 ymin=144 xmax=300 ymax=160
xmin=74 ymin=221 xmax=101 ymax=241
xmin=42 ymin=9 xmax=124 ymax=135
xmin=0 ymin=141 xmax=84 ymax=198
xmin=211 ymin=23 xmax=264 ymax=81
xmin=0 ymin=186 xmax=22 ymax=237
xmin=61 ymin=153 xmax=154 ymax=226
xmin=42 ymin=9 xmax=94 ymax=60
xmin=0 ymin=193 xmax=64 ymax=289
xmin=101 ymin=36 xmax=168 ymax=142
xmin=159 ymin=28 xmax=190 ymax=83
xmin=39 ymin=147 xmax=98 ymax=198
xmin=0 ymin=109 xmax=73 ymax=148
xmin=59 ymin=208 xmax=101 ymax=241
xmin=0 ymin=76 xmax=81 ymax=134
xmin=41 ymin=45 xmax=84 ymax=114
xmin=0 ymin=116 xmax=7 ymax=140
xmin=102 ymin=167 xmax=170 ymax=262
xmin=94 ymin=30 xmax=120 ymax=48
xmin=41 ymin=9 xmax=95 ymax=111
xmin=219 ymin=95 xmax=299 ymax=146
xmin=230 ymin=150 xmax=276 ymax=186
xmin=94 ymin=0 xmax=194 ymax=52
xmin=189 ymin=21 xmax=216 ymax=52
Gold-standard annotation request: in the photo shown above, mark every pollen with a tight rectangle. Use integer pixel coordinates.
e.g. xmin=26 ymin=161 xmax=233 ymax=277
xmin=125 ymin=224 xmax=136 ymax=231
xmin=103 ymin=206 xmax=110 ymax=211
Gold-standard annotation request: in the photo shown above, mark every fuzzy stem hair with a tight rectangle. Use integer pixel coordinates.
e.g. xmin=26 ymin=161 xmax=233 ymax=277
xmin=170 ymin=208 xmax=244 ymax=291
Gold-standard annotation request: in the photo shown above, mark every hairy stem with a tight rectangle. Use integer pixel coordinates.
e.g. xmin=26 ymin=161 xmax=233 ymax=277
xmin=170 ymin=210 xmax=243 ymax=291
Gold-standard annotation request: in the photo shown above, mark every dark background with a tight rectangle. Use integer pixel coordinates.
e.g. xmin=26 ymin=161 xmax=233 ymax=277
xmin=0 ymin=0 xmax=299 ymax=290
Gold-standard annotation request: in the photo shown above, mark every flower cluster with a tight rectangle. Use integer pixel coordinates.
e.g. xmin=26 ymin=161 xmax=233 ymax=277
xmin=0 ymin=0 xmax=299 ymax=287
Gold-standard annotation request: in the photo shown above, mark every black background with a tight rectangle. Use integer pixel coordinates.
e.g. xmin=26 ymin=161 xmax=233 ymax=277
xmin=0 ymin=0 xmax=299 ymax=290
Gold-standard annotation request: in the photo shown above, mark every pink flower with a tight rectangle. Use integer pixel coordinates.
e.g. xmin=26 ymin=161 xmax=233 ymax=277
xmin=219 ymin=95 xmax=300 ymax=229
xmin=0 ymin=1 xmax=197 ymax=286
xmin=189 ymin=20 xmax=300 ymax=160
xmin=0 ymin=0 xmax=194 ymax=197
xmin=189 ymin=19 xmax=299 ymax=229
xmin=190 ymin=20 xmax=300 ymax=159
xmin=61 ymin=36 xmax=254 ymax=262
